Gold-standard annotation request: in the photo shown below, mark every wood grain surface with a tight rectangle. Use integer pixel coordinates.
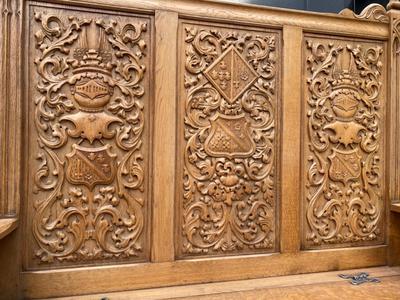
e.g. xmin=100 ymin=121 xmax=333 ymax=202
xmin=0 ymin=0 xmax=399 ymax=299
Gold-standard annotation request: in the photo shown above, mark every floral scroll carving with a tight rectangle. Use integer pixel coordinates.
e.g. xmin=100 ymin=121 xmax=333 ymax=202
xmin=304 ymin=37 xmax=385 ymax=248
xmin=339 ymin=4 xmax=389 ymax=23
xmin=180 ymin=23 xmax=279 ymax=256
xmin=29 ymin=9 xmax=149 ymax=266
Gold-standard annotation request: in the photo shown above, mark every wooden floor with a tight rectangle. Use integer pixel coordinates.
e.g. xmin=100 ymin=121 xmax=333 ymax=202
xmin=50 ymin=266 xmax=400 ymax=300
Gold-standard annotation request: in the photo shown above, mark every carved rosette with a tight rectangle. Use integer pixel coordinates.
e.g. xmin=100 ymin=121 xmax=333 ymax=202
xmin=29 ymin=9 xmax=150 ymax=266
xmin=180 ymin=23 xmax=279 ymax=256
xmin=304 ymin=37 xmax=385 ymax=248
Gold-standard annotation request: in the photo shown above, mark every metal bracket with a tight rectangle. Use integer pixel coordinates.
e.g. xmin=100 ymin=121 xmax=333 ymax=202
xmin=338 ymin=272 xmax=381 ymax=285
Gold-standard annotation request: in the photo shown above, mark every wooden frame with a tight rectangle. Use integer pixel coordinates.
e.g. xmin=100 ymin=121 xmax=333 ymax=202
xmin=0 ymin=0 xmax=399 ymax=299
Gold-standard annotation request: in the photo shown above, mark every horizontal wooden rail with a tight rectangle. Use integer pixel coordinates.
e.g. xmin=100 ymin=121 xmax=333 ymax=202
xmin=44 ymin=0 xmax=389 ymax=38
xmin=23 ymin=245 xmax=387 ymax=298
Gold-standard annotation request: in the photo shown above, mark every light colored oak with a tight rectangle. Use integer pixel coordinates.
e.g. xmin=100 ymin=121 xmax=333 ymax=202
xmin=281 ymin=25 xmax=302 ymax=253
xmin=0 ymin=0 xmax=22 ymax=219
xmin=180 ymin=276 xmax=400 ymax=300
xmin=0 ymin=0 xmax=398 ymax=299
xmin=0 ymin=1 xmax=23 ymax=299
xmin=24 ymin=5 xmax=152 ymax=269
xmin=176 ymin=19 xmax=280 ymax=258
xmin=38 ymin=0 xmax=389 ymax=38
xmin=23 ymin=245 xmax=387 ymax=299
xmin=152 ymin=10 xmax=178 ymax=263
xmin=48 ymin=266 xmax=400 ymax=300
xmin=387 ymin=4 xmax=400 ymax=269
xmin=302 ymin=34 xmax=386 ymax=250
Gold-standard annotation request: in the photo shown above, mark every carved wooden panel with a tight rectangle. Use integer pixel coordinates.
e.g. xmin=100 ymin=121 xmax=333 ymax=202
xmin=303 ymin=35 xmax=386 ymax=249
xmin=177 ymin=21 xmax=281 ymax=257
xmin=25 ymin=4 xmax=152 ymax=268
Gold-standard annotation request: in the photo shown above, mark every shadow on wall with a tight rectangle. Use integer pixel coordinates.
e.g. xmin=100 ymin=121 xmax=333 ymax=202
xmin=229 ymin=0 xmax=389 ymax=14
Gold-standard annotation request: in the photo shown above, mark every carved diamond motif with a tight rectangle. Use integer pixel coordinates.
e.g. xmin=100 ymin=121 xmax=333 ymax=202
xmin=204 ymin=46 xmax=257 ymax=104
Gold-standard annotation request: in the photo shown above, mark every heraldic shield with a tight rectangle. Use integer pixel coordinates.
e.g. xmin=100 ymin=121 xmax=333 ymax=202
xmin=205 ymin=113 xmax=256 ymax=159
xmin=328 ymin=148 xmax=362 ymax=184
xmin=66 ymin=144 xmax=117 ymax=190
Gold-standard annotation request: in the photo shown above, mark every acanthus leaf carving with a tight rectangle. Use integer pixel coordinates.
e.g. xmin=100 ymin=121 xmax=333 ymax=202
xmin=180 ymin=23 xmax=279 ymax=256
xmin=304 ymin=37 xmax=384 ymax=248
xmin=30 ymin=9 xmax=150 ymax=266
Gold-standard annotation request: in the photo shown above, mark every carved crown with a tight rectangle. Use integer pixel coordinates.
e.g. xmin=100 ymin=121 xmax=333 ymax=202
xmin=331 ymin=47 xmax=360 ymax=91
xmin=72 ymin=48 xmax=113 ymax=75
xmin=330 ymin=48 xmax=361 ymax=118
xmin=70 ymin=23 xmax=114 ymax=111
xmin=71 ymin=22 xmax=113 ymax=75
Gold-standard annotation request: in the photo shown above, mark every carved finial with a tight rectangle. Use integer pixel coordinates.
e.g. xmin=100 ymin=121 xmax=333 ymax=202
xmin=339 ymin=4 xmax=389 ymax=23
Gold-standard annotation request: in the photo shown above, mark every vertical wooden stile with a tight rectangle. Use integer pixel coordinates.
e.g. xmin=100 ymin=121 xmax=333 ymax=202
xmin=281 ymin=25 xmax=302 ymax=253
xmin=152 ymin=10 xmax=178 ymax=262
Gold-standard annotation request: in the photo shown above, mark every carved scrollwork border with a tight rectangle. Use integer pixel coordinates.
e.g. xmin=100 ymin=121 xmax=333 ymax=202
xmin=177 ymin=20 xmax=281 ymax=257
xmin=26 ymin=5 xmax=151 ymax=268
xmin=303 ymin=34 xmax=385 ymax=249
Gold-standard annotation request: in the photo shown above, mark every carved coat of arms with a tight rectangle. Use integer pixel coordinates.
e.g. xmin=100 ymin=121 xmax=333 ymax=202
xmin=328 ymin=148 xmax=362 ymax=184
xmin=205 ymin=113 xmax=255 ymax=158
xmin=304 ymin=39 xmax=383 ymax=248
xmin=66 ymin=144 xmax=117 ymax=190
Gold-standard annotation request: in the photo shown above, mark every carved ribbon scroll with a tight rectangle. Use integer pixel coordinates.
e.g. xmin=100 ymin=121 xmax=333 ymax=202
xmin=29 ymin=9 xmax=149 ymax=266
xmin=180 ymin=23 xmax=279 ymax=256
xmin=304 ymin=37 xmax=385 ymax=248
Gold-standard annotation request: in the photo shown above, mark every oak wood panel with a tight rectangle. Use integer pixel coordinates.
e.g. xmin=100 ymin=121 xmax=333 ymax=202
xmin=22 ymin=245 xmax=387 ymax=299
xmin=176 ymin=19 xmax=281 ymax=258
xmin=388 ymin=9 xmax=400 ymax=211
xmin=151 ymin=10 xmax=178 ymax=263
xmin=302 ymin=34 xmax=387 ymax=250
xmin=0 ymin=0 xmax=22 ymax=218
xmin=0 ymin=0 xmax=23 ymax=298
xmin=0 ymin=0 xmax=394 ymax=299
xmin=24 ymin=2 xmax=153 ymax=269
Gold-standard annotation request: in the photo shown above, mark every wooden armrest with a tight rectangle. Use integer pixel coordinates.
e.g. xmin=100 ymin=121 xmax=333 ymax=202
xmin=392 ymin=203 xmax=400 ymax=214
xmin=0 ymin=218 xmax=18 ymax=240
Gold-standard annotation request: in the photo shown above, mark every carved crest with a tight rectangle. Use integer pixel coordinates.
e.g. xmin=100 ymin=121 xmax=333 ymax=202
xmin=304 ymin=38 xmax=384 ymax=248
xmin=328 ymin=148 xmax=361 ymax=184
xmin=204 ymin=46 xmax=257 ymax=104
xmin=73 ymin=79 xmax=112 ymax=110
xmin=181 ymin=24 xmax=278 ymax=256
xmin=66 ymin=144 xmax=116 ymax=190
xmin=30 ymin=9 xmax=149 ymax=266
xmin=205 ymin=113 xmax=255 ymax=158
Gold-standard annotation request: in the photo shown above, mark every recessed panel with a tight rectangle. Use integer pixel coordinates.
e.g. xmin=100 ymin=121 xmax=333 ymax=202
xmin=25 ymin=4 xmax=152 ymax=269
xmin=303 ymin=35 xmax=386 ymax=249
xmin=177 ymin=20 xmax=281 ymax=257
